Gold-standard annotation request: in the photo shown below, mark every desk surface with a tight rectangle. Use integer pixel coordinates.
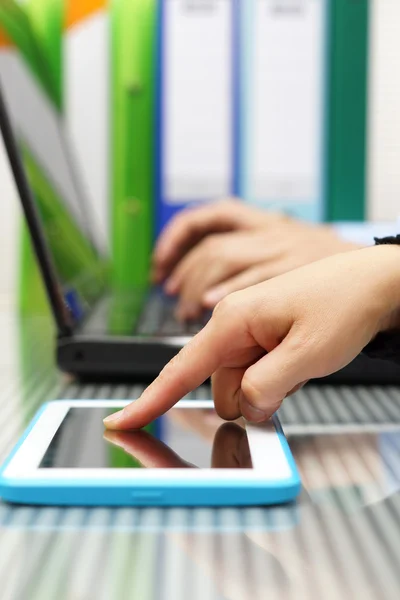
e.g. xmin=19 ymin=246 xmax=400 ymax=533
xmin=1 ymin=313 xmax=400 ymax=599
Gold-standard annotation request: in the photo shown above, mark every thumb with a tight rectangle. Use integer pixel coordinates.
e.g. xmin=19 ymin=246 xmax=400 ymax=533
xmin=240 ymin=335 xmax=312 ymax=422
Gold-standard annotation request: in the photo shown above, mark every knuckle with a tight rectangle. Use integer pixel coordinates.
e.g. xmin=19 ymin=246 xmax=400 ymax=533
xmin=173 ymin=210 xmax=189 ymax=227
xmin=241 ymin=374 xmax=282 ymax=414
xmin=175 ymin=208 xmax=197 ymax=231
xmin=204 ymin=234 xmax=220 ymax=250
xmin=158 ymin=346 xmax=191 ymax=386
xmin=286 ymin=330 xmax=314 ymax=356
xmin=156 ymin=359 xmax=177 ymax=388
xmin=199 ymin=236 xmax=224 ymax=260
xmin=241 ymin=375 xmax=261 ymax=404
xmin=212 ymin=291 xmax=243 ymax=319
xmin=162 ymin=349 xmax=183 ymax=372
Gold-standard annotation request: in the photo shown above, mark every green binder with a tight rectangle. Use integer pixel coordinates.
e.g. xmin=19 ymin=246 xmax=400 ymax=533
xmin=111 ymin=0 xmax=156 ymax=291
xmin=325 ymin=0 xmax=369 ymax=221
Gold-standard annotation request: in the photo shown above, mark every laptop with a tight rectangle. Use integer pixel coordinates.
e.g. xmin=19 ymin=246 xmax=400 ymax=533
xmin=0 ymin=72 xmax=211 ymax=378
xmin=2 ymin=80 xmax=400 ymax=385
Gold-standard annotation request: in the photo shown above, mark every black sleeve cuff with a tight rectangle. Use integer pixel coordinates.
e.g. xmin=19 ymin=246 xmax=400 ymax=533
xmin=373 ymin=234 xmax=400 ymax=246
xmin=363 ymin=331 xmax=400 ymax=367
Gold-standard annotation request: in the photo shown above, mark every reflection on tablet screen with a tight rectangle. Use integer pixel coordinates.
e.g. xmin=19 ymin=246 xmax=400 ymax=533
xmin=39 ymin=408 xmax=252 ymax=469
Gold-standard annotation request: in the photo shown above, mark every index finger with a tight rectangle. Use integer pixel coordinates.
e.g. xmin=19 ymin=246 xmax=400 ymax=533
xmin=103 ymin=321 xmax=227 ymax=430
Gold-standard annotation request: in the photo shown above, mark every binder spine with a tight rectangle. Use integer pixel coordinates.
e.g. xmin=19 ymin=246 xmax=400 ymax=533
xmin=156 ymin=0 xmax=237 ymax=235
xmin=325 ymin=0 xmax=369 ymax=222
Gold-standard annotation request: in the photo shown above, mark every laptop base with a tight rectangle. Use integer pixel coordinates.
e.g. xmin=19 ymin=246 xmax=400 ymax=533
xmin=57 ymin=335 xmax=400 ymax=385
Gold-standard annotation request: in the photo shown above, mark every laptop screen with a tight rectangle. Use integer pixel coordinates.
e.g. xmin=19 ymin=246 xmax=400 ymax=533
xmin=0 ymin=42 xmax=107 ymax=325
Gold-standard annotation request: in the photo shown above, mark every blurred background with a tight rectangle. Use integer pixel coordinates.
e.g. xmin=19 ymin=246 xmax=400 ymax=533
xmin=0 ymin=0 xmax=399 ymax=313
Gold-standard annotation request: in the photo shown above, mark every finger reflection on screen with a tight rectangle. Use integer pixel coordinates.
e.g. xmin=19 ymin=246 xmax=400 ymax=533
xmin=211 ymin=422 xmax=252 ymax=469
xmin=103 ymin=430 xmax=194 ymax=468
xmin=167 ymin=407 xmax=243 ymax=442
xmin=103 ymin=421 xmax=252 ymax=469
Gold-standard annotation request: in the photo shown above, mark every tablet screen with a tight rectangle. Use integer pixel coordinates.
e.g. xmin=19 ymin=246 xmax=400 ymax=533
xmin=39 ymin=407 xmax=253 ymax=470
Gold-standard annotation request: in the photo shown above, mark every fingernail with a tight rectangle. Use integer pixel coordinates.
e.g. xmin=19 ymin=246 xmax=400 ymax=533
xmin=203 ymin=289 xmax=224 ymax=307
xmin=103 ymin=409 xmax=124 ymax=429
xmin=240 ymin=398 xmax=267 ymax=423
xmin=103 ymin=431 xmax=126 ymax=449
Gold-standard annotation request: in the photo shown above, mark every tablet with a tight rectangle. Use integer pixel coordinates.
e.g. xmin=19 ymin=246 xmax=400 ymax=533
xmin=0 ymin=400 xmax=301 ymax=506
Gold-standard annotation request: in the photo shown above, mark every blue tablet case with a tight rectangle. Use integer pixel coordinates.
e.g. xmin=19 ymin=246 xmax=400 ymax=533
xmin=0 ymin=402 xmax=301 ymax=506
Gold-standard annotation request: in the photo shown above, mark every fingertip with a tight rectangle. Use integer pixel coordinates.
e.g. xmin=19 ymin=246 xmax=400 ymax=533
xmin=153 ymin=235 xmax=168 ymax=255
xmin=151 ymin=248 xmax=164 ymax=269
xmin=153 ymin=248 xmax=173 ymax=276
xmin=103 ymin=409 xmax=125 ymax=430
xmin=176 ymin=302 xmax=202 ymax=322
xmin=164 ymin=278 xmax=179 ymax=295
xmin=175 ymin=307 xmax=189 ymax=322
xmin=103 ymin=404 xmax=151 ymax=431
xmin=150 ymin=252 xmax=166 ymax=279
xmin=174 ymin=308 xmax=185 ymax=323
xmin=103 ymin=430 xmax=121 ymax=445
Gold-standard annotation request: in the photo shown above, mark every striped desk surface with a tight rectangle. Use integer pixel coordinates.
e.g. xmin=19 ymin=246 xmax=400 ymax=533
xmin=0 ymin=314 xmax=400 ymax=600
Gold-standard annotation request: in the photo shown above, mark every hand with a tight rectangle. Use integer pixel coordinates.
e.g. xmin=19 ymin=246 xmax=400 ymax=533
xmin=164 ymin=226 xmax=360 ymax=320
xmin=152 ymin=198 xmax=288 ymax=284
xmin=104 ymin=246 xmax=400 ymax=430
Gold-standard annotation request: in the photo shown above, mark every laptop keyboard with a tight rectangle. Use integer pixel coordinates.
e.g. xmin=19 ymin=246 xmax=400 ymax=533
xmin=83 ymin=290 xmax=210 ymax=337
xmin=135 ymin=291 xmax=209 ymax=336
